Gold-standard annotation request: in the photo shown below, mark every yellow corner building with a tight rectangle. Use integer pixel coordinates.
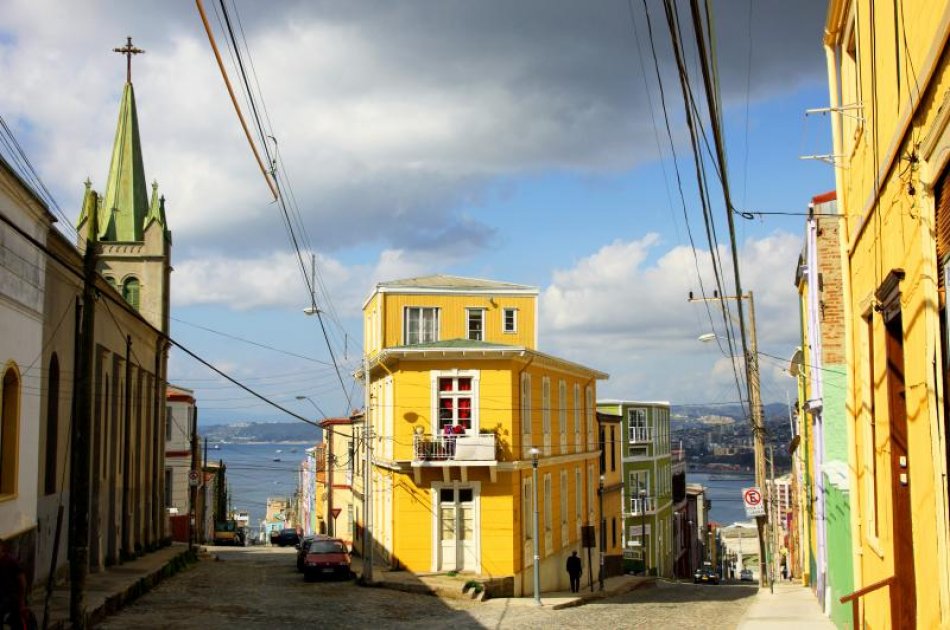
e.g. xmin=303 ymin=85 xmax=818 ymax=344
xmin=360 ymin=275 xmax=607 ymax=595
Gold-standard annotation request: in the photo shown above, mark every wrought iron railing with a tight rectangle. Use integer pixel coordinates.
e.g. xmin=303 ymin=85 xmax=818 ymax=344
xmin=412 ymin=433 xmax=497 ymax=462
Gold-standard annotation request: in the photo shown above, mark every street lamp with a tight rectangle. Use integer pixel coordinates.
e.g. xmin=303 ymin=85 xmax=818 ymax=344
xmin=638 ymin=488 xmax=649 ymax=575
xmin=295 ymin=395 xmax=328 ymax=420
xmin=598 ymin=475 xmax=605 ymax=591
xmin=530 ymin=447 xmax=541 ymax=606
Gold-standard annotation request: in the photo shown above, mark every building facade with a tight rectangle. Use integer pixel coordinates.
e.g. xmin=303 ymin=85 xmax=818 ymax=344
xmin=164 ymin=386 xmax=196 ymax=517
xmin=823 ymin=1 xmax=950 ymax=625
xmin=361 ymin=275 xmax=607 ymax=595
xmin=793 ymin=192 xmax=853 ymax=625
xmin=31 ymin=68 xmax=172 ymax=586
xmin=596 ymin=400 xmax=673 ymax=577
xmin=0 ymin=155 xmax=55 ymax=584
xmin=597 ymin=411 xmax=624 ymax=578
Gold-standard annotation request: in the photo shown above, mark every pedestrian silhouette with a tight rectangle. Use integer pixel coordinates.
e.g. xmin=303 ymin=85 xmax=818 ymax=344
xmin=566 ymin=551 xmax=582 ymax=593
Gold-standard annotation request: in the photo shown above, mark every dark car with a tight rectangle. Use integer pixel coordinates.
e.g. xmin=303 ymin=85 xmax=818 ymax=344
xmin=275 ymin=528 xmax=300 ymax=547
xmin=694 ymin=567 xmax=719 ymax=584
xmin=302 ymin=538 xmax=352 ymax=581
xmin=296 ymin=534 xmax=331 ymax=571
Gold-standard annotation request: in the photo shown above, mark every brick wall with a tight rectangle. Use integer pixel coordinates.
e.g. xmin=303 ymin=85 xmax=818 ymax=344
xmin=816 ymin=206 xmax=846 ymax=365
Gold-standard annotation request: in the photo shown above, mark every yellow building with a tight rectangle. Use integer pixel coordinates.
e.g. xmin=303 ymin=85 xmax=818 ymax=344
xmin=361 ymin=275 xmax=607 ymax=595
xmin=823 ymin=2 xmax=950 ymax=626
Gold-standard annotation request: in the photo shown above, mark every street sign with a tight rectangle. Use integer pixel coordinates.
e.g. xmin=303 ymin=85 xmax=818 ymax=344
xmin=188 ymin=470 xmax=199 ymax=487
xmin=742 ymin=487 xmax=766 ymax=517
xmin=330 ymin=508 xmax=342 ymax=520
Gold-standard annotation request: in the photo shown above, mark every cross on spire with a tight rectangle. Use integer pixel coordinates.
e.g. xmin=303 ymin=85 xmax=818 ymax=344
xmin=113 ymin=36 xmax=145 ymax=83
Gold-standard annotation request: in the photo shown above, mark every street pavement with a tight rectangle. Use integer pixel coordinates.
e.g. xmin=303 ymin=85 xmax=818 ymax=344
xmin=736 ymin=582 xmax=836 ymax=629
xmin=82 ymin=546 xmax=834 ymax=629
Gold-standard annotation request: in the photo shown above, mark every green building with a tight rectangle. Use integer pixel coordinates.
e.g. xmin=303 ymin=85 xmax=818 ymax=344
xmin=597 ymin=400 xmax=673 ymax=577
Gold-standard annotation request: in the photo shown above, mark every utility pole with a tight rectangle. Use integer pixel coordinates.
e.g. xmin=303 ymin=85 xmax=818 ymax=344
xmin=690 ymin=290 xmax=769 ymax=588
xmin=69 ymin=192 xmax=98 ymax=628
xmin=362 ymin=355 xmax=373 ymax=583
xmin=190 ymin=406 xmax=199 ymax=549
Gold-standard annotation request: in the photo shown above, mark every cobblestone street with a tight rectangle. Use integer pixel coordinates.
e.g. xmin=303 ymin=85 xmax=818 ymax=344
xmin=98 ymin=547 xmax=759 ymax=629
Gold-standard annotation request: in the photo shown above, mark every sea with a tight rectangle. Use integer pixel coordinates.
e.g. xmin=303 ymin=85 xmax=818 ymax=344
xmin=688 ymin=471 xmax=757 ymax=525
xmin=207 ymin=444 xmax=758 ymax=533
xmin=205 ymin=441 xmax=310 ymax=534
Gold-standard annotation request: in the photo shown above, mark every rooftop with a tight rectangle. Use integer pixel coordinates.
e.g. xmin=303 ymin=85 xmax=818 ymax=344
xmin=375 ymin=274 xmax=538 ymax=292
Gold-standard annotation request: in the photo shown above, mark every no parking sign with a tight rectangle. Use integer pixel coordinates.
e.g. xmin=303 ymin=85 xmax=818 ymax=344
xmin=742 ymin=487 xmax=765 ymax=518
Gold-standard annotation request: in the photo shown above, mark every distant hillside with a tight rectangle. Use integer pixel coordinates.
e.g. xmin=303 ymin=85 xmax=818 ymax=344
xmin=202 ymin=421 xmax=322 ymax=444
xmin=672 ymin=402 xmax=788 ymax=422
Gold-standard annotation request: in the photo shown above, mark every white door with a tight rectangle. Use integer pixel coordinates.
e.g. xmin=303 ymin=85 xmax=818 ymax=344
xmin=438 ymin=487 xmax=477 ymax=572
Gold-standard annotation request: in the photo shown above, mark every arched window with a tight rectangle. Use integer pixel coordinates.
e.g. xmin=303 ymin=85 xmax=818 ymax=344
xmin=123 ymin=277 xmax=141 ymax=311
xmin=105 ymin=276 xmax=117 ymax=289
xmin=1 ymin=366 xmax=20 ymax=497
xmin=45 ymin=354 xmax=60 ymax=495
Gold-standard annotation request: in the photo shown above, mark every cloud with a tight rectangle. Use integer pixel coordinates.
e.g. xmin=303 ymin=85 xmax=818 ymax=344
xmin=539 ymin=230 xmax=802 ymax=403
xmin=1 ymin=0 xmax=826 ymax=262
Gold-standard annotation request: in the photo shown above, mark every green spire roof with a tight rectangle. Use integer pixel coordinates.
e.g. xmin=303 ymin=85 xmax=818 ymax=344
xmin=98 ymin=82 xmax=148 ymax=241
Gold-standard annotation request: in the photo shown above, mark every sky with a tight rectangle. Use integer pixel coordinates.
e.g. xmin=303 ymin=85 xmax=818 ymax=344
xmin=0 ymin=0 xmax=834 ymax=426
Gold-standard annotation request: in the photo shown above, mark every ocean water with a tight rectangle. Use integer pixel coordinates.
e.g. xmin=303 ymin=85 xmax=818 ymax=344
xmin=205 ymin=445 xmax=756 ymax=532
xmin=205 ymin=441 xmax=311 ymax=532
xmin=687 ymin=472 xmax=756 ymax=525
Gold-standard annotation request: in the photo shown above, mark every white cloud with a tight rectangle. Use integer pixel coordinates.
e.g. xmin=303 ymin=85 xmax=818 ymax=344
xmin=539 ymin=231 xmax=802 ymax=403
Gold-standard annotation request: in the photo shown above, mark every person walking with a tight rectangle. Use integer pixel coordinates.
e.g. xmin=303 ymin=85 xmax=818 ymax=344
xmin=566 ymin=551 xmax=582 ymax=593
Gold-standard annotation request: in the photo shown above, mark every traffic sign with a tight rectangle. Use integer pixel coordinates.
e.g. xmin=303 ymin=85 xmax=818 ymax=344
xmin=742 ymin=487 xmax=765 ymax=517
xmin=330 ymin=508 xmax=342 ymax=520
xmin=188 ymin=470 xmax=199 ymax=487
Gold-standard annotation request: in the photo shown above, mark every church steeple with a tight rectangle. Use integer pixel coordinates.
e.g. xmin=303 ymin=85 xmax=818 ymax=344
xmin=98 ymin=81 xmax=149 ymax=241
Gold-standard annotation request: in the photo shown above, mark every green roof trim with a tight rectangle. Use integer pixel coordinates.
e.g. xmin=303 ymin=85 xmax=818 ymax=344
xmin=98 ymin=82 xmax=149 ymax=241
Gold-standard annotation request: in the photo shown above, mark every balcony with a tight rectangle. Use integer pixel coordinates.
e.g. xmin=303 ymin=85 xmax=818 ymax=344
xmin=629 ymin=496 xmax=657 ymax=516
xmin=628 ymin=427 xmax=652 ymax=443
xmin=411 ymin=433 xmax=498 ymax=482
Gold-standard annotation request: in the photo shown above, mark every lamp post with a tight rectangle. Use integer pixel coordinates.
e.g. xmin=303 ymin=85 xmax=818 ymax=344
xmin=296 ymin=395 xmax=331 ymax=536
xmin=598 ymin=475 xmax=605 ymax=590
xmin=530 ymin=447 xmax=541 ymax=606
xmin=639 ymin=488 xmax=648 ymax=576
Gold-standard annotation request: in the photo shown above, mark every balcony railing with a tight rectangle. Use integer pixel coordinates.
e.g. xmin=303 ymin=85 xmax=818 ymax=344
xmin=629 ymin=496 xmax=657 ymax=515
xmin=413 ymin=433 xmax=497 ymax=463
xmin=628 ymin=427 xmax=652 ymax=443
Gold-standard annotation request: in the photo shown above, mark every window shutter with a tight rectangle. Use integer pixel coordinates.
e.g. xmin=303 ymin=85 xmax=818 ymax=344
xmin=936 ymin=170 xmax=950 ymax=302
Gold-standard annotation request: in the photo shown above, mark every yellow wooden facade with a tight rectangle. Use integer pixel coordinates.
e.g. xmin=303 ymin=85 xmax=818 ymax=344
xmin=361 ymin=276 xmax=608 ymax=595
xmin=824 ymin=2 xmax=950 ymax=626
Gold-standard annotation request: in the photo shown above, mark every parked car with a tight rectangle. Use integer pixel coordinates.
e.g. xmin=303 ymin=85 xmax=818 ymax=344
xmin=302 ymin=538 xmax=352 ymax=581
xmin=740 ymin=569 xmax=754 ymax=582
xmin=276 ymin=528 xmax=300 ymax=547
xmin=296 ymin=534 xmax=330 ymax=571
xmin=694 ymin=567 xmax=719 ymax=584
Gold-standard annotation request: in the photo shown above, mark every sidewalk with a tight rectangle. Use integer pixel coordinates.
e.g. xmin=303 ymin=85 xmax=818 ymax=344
xmin=736 ymin=582 xmax=835 ymax=629
xmin=351 ymin=556 xmax=653 ymax=609
xmin=29 ymin=543 xmax=195 ymax=629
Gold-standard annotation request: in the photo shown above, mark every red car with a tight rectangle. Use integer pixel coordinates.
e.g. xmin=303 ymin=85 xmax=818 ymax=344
xmin=302 ymin=538 xmax=352 ymax=581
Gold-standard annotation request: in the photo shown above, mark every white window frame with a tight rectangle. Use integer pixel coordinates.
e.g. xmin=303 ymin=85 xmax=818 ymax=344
xmin=542 ymin=377 xmax=552 ymax=455
xmin=558 ymin=380 xmax=567 ymax=454
xmin=587 ymin=463 xmax=595 ymax=523
xmin=523 ymin=475 xmax=534 ymax=567
xmin=430 ymin=369 xmax=480 ymax=434
xmin=560 ymin=469 xmax=569 ymax=545
xmin=585 ymin=386 xmax=595 ymax=451
xmin=521 ymin=372 xmax=532 ymax=453
xmin=573 ymin=383 xmax=581 ymax=453
xmin=466 ymin=308 xmax=485 ymax=342
xmin=574 ymin=467 xmax=582 ymax=537
xmin=404 ymin=306 xmax=440 ymax=345
xmin=503 ymin=307 xmax=518 ymax=333
xmin=543 ymin=473 xmax=553 ymax=555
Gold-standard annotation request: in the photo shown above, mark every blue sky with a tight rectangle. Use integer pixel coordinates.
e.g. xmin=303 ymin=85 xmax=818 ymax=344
xmin=0 ymin=0 xmax=834 ymax=425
